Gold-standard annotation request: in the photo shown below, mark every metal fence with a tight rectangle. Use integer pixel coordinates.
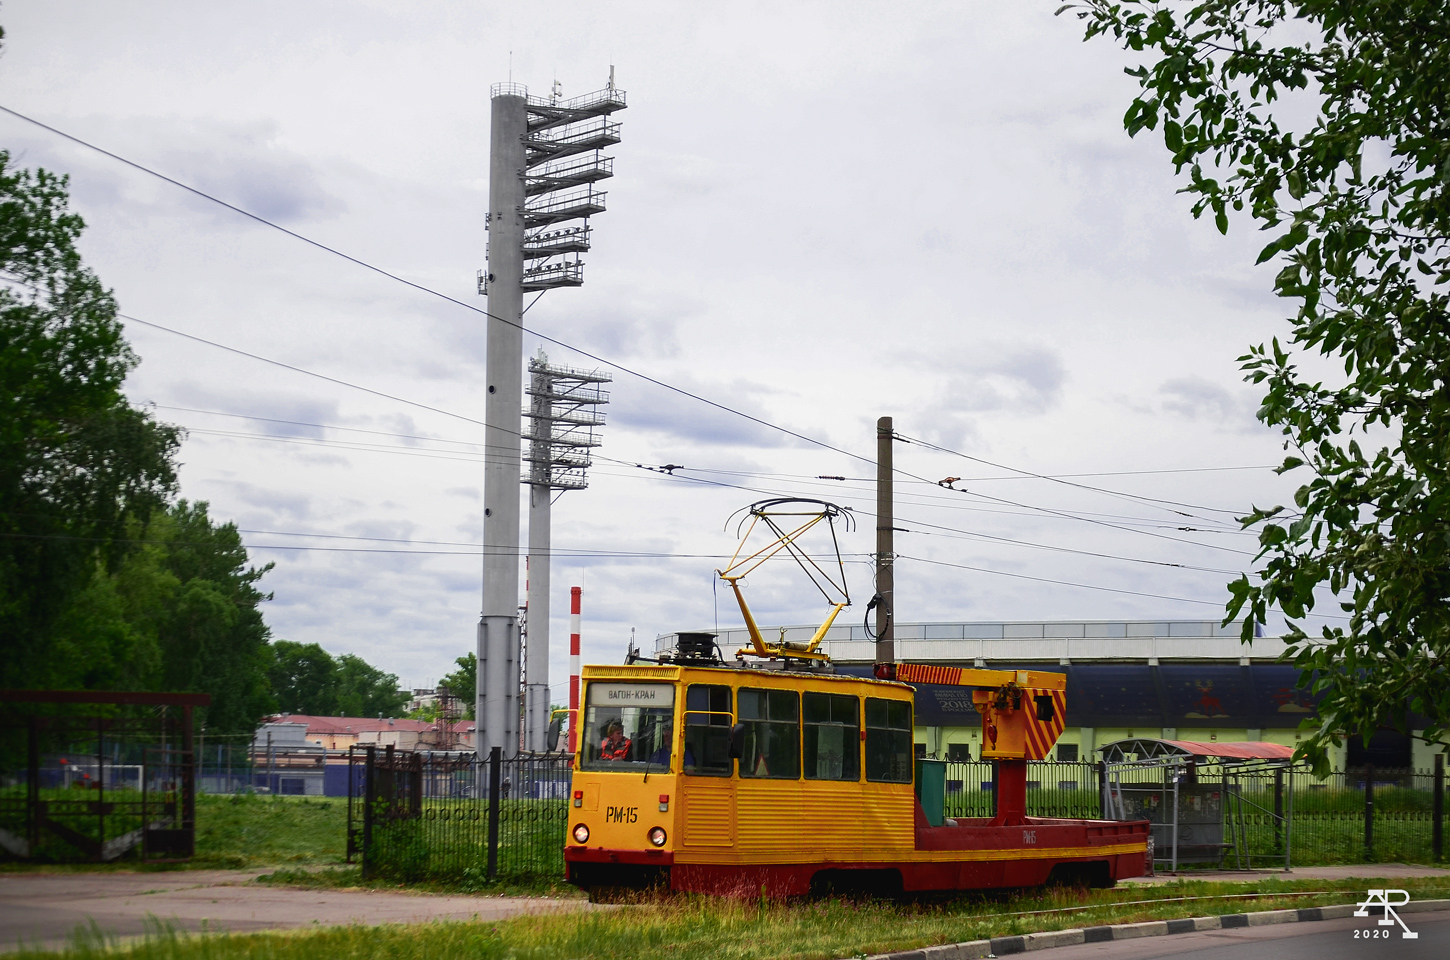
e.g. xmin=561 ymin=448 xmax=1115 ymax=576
xmin=943 ymin=760 xmax=1102 ymax=819
xmin=1258 ymin=764 xmax=1443 ymax=865
xmin=0 ymin=694 xmax=204 ymax=863
xmin=344 ymin=750 xmax=1446 ymax=883
xmin=347 ymin=746 xmax=570 ymax=882
xmin=1103 ymin=759 xmax=1446 ymax=868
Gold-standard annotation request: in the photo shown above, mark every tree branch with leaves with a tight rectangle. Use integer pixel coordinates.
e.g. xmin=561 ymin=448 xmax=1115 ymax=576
xmin=1066 ymin=0 xmax=1450 ymax=774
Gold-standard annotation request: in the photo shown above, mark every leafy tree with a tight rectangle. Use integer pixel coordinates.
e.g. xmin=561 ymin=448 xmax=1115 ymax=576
xmin=269 ymin=640 xmax=339 ymax=715
xmin=334 ymin=653 xmax=408 ymax=719
xmin=1069 ymin=1 xmax=1450 ymax=772
xmin=0 ymin=151 xmax=406 ymax=739
xmin=151 ymin=502 xmax=275 ymax=734
xmin=440 ymin=652 xmax=476 ymax=720
xmin=267 ymin=640 xmax=407 ymax=719
xmin=0 ymin=152 xmax=180 ymax=685
xmin=44 ymin=501 xmax=277 ymax=735
xmin=0 ymin=154 xmax=274 ymax=735
xmin=407 ymin=698 xmax=441 ymax=723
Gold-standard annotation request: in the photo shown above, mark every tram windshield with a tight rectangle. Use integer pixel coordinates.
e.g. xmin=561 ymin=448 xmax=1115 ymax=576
xmin=580 ymin=682 xmax=676 ymax=771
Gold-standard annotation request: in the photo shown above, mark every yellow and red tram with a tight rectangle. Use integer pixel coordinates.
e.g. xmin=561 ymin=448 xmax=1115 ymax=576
xmin=564 ymin=657 xmax=1150 ymax=896
xmin=564 ymin=500 xmax=1150 ymax=896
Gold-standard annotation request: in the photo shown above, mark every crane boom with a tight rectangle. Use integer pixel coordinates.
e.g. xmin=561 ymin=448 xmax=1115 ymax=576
xmin=872 ymin=662 xmax=1067 ymax=761
xmin=875 ymin=660 xmax=1069 ymax=825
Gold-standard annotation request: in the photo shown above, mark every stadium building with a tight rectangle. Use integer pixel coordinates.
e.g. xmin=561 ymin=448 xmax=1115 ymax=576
xmin=680 ymin=619 xmax=1436 ymax=771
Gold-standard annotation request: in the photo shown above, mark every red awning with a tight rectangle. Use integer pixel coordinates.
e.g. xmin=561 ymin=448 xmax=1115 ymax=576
xmin=1164 ymin=740 xmax=1295 ymax=760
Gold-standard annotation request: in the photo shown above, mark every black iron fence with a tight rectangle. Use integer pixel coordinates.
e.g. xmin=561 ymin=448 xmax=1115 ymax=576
xmin=347 ymin=745 xmax=570 ymax=882
xmin=344 ymin=750 xmax=1445 ymax=883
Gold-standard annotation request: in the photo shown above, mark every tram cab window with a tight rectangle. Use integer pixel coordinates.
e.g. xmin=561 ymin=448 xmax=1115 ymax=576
xmin=580 ymin=682 xmax=675 ymax=772
xmin=683 ymin=684 xmax=733 ymax=776
xmin=803 ymin=692 xmax=859 ymax=781
xmin=737 ymin=688 xmax=800 ymax=779
xmin=865 ymin=697 xmax=913 ymax=783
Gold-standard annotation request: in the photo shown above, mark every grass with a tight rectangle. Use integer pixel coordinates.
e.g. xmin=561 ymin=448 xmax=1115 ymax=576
xmin=255 ymin=865 xmax=578 ymax=899
xmin=10 ymin=875 xmax=1450 ymax=960
xmin=190 ymin=794 xmax=348 ymax=869
xmin=0 ymin=787 xmax=153 ymax=853
xmin=364 ymin=798 xmax=566 ymax=883
xmin=0 ymin=794 xmax=350 ymax=873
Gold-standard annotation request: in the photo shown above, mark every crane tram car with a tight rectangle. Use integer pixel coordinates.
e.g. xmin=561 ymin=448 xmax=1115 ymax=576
xmin=564 ymin=500 xmax=1150 ymax=897
xmin=565 ymin=637 xmax=1150 ymax=897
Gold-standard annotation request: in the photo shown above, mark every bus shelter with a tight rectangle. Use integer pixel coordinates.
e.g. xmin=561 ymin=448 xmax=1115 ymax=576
xmin=1101 ymin=738 xmax=1295 ymax=872
xmin=0 ymin=690 xmax=210 ymax=862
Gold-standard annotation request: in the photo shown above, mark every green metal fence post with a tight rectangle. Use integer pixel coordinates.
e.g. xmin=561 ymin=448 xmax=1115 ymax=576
xmin=361 ymin=746 xmax=376 ymax=880
xmin=1434 ymin=753 xmax=1444 ymax=863
xmin=1273 ymin=768 xmax=1284 ymax=854
xmin=487 ymin=746 xmax=502 ymax=880
xmin=25 ymin=715 xmax=41 ymax=856
xmin=1364 ymin=764 xmax=1374 ymax=861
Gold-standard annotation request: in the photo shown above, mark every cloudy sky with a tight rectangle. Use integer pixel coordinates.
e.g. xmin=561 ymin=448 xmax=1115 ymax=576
xmin=3 ymin=1 xmax=1334 ymax=698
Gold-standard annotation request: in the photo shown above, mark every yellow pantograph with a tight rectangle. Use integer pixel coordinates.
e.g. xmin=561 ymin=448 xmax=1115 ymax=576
xmin=715 ymin=498 xmax=852 ymax=662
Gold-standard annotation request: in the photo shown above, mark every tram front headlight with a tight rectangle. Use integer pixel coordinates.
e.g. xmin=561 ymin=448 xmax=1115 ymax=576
xmin=572 ymin=823 xmax=590 ymax=844
xmin=648 ymin=826 xmax=667 ymax=847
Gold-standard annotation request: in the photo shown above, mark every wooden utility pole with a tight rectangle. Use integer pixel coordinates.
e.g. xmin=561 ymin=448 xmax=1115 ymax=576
xmin=875 ymin=416 xmax=895 ymax=663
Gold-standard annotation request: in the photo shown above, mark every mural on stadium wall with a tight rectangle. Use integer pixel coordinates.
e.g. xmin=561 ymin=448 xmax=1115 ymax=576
xmin=1160 ymin=666 xmax=1250 ymax=719
xmin=907 ymin=664 xmax=1321 ymax=728
xmin=845 ymin=663 xmax=1322 ymax=728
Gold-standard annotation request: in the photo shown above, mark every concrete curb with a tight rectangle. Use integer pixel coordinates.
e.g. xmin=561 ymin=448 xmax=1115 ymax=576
xmin=851 ymin=898 xmax=1450 ymax=960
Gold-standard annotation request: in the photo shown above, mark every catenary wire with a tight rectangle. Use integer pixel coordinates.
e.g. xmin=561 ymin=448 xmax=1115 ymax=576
xmin=582 ymin=466 xmax=1352 ymax=617
xmin=180 ymin=421 xmax=1247 ymax=531
xmin=152 ymin=394 xmax=1252 ymax=542
xmin=899 ymin=431 xmax=1249 ymax=519
xmin=11 ymin=102 xmax=1273 ymax=536
xmin=161 ymin=405 xmax=1274 ymax=488
xmin=0 ymin=104 xmax=879 ymax=467
xmin=6 ymin=108 xmax=1275 ymax=563
xmin=170 ymin=415 xmax=1261 ymax=571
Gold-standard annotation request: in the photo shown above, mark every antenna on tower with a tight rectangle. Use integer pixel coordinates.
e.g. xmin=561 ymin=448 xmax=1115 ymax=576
xmin=608 ymin=65 xmax=615 ymax=91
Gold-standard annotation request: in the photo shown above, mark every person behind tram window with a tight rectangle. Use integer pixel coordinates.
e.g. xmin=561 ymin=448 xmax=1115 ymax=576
xmin=649 ymin=721 xmax=673 ymax=767
xmin=600 ymin=718 xmax=630 ymax=760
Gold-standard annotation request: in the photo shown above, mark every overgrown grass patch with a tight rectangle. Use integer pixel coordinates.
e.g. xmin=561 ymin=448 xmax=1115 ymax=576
xmin=0 ymin=795 xmax=348 ymax=874
xmin=189 ymin=794 xmax=348 ymax=869
xmin=13 ymin=875 xmax=1450 ymax=960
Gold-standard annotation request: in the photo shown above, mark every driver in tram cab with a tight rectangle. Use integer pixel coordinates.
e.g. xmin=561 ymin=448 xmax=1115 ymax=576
xmin=599 ymin=718 xmax=631 ymax=760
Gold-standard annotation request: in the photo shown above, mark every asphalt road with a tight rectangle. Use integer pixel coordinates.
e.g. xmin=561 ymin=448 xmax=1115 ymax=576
xmin=1038 ymin=911 xmax=1450 ymax=960
xmin=0 ymin=870 xmax=594 ymax=952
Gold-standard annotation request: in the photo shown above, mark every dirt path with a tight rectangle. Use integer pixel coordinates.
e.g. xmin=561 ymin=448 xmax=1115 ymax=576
xmin=0 ymin=870 xmax=595 ymax=953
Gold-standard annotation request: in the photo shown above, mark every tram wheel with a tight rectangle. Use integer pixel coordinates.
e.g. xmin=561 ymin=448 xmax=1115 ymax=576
xmin=808 ymin=868 xmax=904 ymax=901
xmin=1046 ymin=861 xmax=1113 ymax=889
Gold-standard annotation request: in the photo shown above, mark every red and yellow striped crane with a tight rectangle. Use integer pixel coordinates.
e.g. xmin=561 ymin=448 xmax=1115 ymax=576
xmin=874 ymin=662 xmax=1068 ymax=826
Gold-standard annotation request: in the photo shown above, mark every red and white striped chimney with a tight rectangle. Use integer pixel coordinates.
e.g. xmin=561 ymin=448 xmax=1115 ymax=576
xmin=568 ymin=585 xmax=582 ymax=754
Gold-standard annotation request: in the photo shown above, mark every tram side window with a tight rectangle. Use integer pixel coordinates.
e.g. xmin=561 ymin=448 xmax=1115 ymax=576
xmin=865 ymin=697 xmax=913 ymax=783
xmin=803 ymin=692 xmax=859 ymax=781
xmin=684 ymin=684 xmax=733 ymax=776
xmin=738 ymin=688 xmax=800 ymax=779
